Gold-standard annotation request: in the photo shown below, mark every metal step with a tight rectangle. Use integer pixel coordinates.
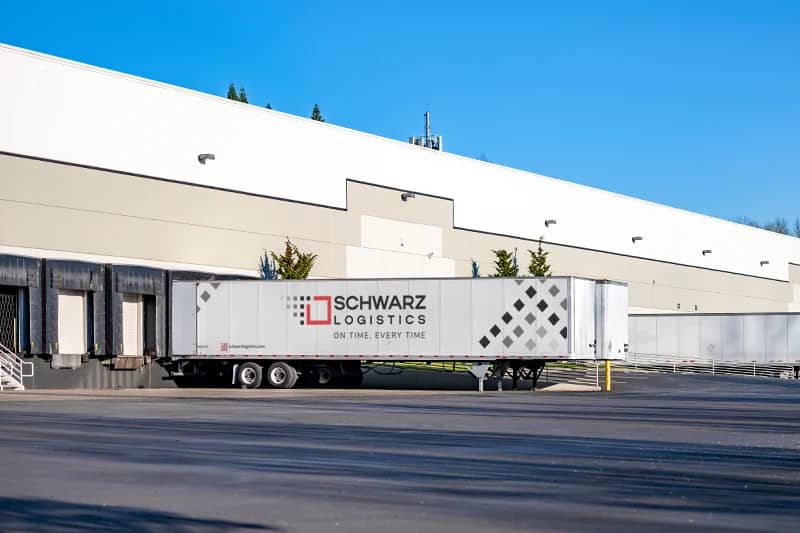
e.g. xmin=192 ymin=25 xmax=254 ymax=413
xmin=0 ymin=340 xmax=33 ymax=391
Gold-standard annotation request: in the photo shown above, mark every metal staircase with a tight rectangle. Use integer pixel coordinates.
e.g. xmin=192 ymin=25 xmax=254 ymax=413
xmin=0 ymin=341 xmax=33 ymax=391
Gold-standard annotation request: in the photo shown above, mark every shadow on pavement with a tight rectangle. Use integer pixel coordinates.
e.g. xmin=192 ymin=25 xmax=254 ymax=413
xmin=0 ymin=497 xmax=273 ymax=532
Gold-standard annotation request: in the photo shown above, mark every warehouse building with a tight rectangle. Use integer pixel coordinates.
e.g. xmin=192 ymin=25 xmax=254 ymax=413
xmin=1 ymin=43 xmax=799 ymax=386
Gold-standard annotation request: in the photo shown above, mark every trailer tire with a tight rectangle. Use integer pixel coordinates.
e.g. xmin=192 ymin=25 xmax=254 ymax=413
xmin=266 ymin=362 xmax=298 ymax=389
xmin=238 ymin=362 xmax=263 ymax=389
xmin=316 ymin=365 xmax=335 ymax=386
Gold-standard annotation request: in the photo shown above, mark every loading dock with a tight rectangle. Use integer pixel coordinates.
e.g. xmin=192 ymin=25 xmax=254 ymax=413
xmin=44 ymin=259 xmax=106 ymax=368
xmin=106 ymin=265 xmax=166 ymax=365
xmin=0 ymin=254 xmax=42 ymax=354
xmin=122 ymin=293 xmax=143 ymax=356
xmin=56 ymin=289 xmax=87 ymax=355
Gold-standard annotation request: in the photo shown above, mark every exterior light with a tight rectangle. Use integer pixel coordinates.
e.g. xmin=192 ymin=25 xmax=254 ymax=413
xmin=401 ymin=192 xmax=416 ymax=201
xmin=198 ymin=153 xmax=215 ymax=164
xmin=544 ymin=219 xmax=557 ymax=227
xmin=760 ymin=260 xmax=769 ymax=266
xmin=702 ymin=249 xmax=712 ymax=256
xmin=631 ymin=236 xmax=643 ymax=243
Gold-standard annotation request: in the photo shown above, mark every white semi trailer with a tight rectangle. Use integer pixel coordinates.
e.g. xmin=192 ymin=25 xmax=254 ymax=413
xmin=168 ymin=276 xmax=628 ymax=389
xmin=629 ymin=313 xmax=800 ymax=366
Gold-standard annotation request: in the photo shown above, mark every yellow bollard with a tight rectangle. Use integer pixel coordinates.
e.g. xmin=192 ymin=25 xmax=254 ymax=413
xmin=604 ymin=360 xmax=612 ymax=392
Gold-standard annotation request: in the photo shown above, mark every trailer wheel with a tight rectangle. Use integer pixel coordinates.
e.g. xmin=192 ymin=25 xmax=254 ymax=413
xmin=316 ymin=365 xmax=335 ymax=385
xmin=238 ymin=362 xmax=263 ymax=389
xmin=267 ymin=362 xmax=298 ymax=389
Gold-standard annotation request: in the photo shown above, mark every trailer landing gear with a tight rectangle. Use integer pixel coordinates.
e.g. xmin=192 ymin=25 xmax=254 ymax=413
xmin=486 ymin=360 xmax=546 ymax=392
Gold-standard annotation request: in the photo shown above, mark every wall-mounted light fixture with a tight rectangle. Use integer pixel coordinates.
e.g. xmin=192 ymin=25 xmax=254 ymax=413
xmin=702 ymin=249 xmax=712 ymax=256
xmin=401 ymin=192 xmax=416 ymax=202
xmin=631 ymin=236 xmax=643 ymax=243
xmin=427 ymin=252 xmax=434 ymax=259
xmin=760 ymin=260 xmax=770 ymax=266
xmin=197 ymin=153 xmax=216 ymax=164
xmin=544 ymin=219 xmax=557 ymax=227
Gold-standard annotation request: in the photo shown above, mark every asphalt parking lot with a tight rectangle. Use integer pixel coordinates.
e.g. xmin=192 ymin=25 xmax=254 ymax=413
xmin=1 ymin=372 xmax=798 ymax=532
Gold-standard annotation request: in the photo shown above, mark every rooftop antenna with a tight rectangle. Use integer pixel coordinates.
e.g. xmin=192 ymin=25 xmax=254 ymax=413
xmin=409 ymin=111 xmax=443 ymax=151
xmin=425 ymin=111 xmax=431 ymax=147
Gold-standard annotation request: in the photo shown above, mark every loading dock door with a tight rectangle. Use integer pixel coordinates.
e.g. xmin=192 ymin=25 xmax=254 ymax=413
xmin=0 ymin=287 xmax=18 ymax=350
xmin=58 ymin=290 xmax=86 ymax=354
xmin=122 ymin=293 xmax=143 ymax=356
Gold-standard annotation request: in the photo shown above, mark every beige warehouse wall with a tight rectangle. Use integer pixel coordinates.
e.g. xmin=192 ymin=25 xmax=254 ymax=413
xmin=0 ymin=153 xmax=797 ymax=312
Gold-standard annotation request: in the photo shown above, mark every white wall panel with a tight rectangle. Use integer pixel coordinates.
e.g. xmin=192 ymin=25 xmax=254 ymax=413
xmin=720 ymin=315 xmax=744 ymax=361
xmin=677 ymin=316 xmax=700 ymax=358
xmin=698 ymin=315 xmax=721 ymax=360
xmin=742 ymin=315 xmax=766 ymax=362
xmin=764 ymin=315 xmax=788 ymax=362
xmin=2 ymin=44 xmax=799 ymax=282
xmin=171 ymin=282 xmax=197 ymax=355
xmin=788 ymin=315 xmax=800 ymax=363
xmin=361 ymin=215 xmax=443 ymax=256
xmin=440 ymin=280 xmax=471 ymax=356
xmin=631 ymin=316 xmax=657 ymax=356
xmin=345 ymin=246 xmax=455 ymax=278
xmin=408 ymin=280 xmax=439 ymax=356
xmin=656 ymin=316 xmax=678 ymax=356
xmin=229 ymin=283 xmax=259 ymax=348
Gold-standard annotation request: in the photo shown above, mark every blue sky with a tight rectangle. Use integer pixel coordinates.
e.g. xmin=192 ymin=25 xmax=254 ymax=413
xmin=2 ymin=1 xmax=798 ymax=223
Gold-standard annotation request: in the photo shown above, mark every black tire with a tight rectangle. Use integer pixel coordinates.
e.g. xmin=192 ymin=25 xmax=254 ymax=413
xmin=238 ymin=362 xmax=263 ymax=389
xmin=316 ymin=364 xmax=336 ymax=386
xmin=266 ymin=361 xmax=298 ymax=389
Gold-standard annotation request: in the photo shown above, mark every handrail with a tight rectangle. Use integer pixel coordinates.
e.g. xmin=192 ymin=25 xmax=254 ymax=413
xmin=0 ymin=340 xmax=32 ymax=390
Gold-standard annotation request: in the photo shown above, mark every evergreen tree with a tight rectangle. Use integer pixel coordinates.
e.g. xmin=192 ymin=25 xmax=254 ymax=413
xmin=311 ymin=104 xmax=325 ymax=122
xmin=491 ymin=249 xmax=519 ymax=277
xmin=270 ymin=238 xmax=317 ymax=279
xmin=227 ymin=83 xmax=238 ymax=100
xmin=238 ymin=86 xmax=249 ymax=104
xmin=795 ymin=217 xmax=800 ymax=238
xmin=528 ymin=239 xmax=551 ymax=277
xmin=258 ymin=250 xmax=278 ymax=280
xmin=265 ymin=102 xmax=272 ymax=110
xmin=471 ymin=259 xmax=480 ymax=278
